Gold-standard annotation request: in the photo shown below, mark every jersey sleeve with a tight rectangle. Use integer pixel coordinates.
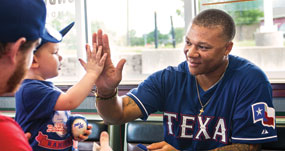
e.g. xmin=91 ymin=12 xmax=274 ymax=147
xmin=231 ymin=82 xmax=277 ymax=144
xmin=0 ymin=116 xmax=32 ymax=150
xmin=20 ymin=81 xmax=61 ymax=120
xmin=127 ymin=70 xmax=166 ymax=120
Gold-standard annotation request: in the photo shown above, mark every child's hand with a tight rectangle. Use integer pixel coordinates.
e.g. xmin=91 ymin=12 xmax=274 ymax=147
xmin=79 ymin=43 xmax=107 ymax=78
xmin=76 ymin=124 xmax=93 ymax=141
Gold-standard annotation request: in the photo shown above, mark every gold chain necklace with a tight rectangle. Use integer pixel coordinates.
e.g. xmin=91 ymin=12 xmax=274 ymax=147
xmin=195 ymin=78 xmax=213 ymax=116
xmin=195 ymin=61 xmax=229 ymax=116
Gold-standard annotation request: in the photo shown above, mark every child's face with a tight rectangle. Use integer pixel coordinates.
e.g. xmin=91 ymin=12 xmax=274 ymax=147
xmin=36 ymin=42 xmax=62 ymax=79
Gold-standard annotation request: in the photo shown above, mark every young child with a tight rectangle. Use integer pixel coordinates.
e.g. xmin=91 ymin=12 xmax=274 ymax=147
xmin=15 ymin=22 xmax=107 ymax=151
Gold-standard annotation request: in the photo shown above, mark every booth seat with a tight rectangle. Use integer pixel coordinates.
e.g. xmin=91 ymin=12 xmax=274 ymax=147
xmin=126 ymin=121 xmax=164 ymax=151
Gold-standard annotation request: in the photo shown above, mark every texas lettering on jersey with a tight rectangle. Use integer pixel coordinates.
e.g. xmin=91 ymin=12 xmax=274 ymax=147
xmin=164 ymin=112 xmax=228 ymax=144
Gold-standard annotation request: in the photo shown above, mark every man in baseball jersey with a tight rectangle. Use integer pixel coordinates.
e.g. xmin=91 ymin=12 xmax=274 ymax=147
xmin=94 ymin=9 xmax=277 ymax=150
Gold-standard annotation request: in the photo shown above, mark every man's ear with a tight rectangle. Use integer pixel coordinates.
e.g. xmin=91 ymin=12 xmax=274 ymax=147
xmin=225 ymin=41 xmax=233 ymax=56
xmin=6 ymin=37 xmax=27 ymax=64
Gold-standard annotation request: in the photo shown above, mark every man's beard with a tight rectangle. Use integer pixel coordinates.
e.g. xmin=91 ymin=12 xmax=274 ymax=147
xmin=5 ymin=57 xmax=26 ymax=93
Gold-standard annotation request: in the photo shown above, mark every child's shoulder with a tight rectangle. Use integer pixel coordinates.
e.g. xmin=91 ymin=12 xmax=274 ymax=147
xmin=22 ymin=79 xmax=44 ymax=86
xmin=20 ymin=79 xmax=54 ymax=91
xmin=17 ymin=79 xmax=59 ymax=98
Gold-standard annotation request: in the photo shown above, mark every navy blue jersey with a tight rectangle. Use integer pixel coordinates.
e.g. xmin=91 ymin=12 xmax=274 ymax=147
xmin=15 ymin=79 xmax=73 ymax=151
xmin=127 ymin=55 xmax=277 ymax=150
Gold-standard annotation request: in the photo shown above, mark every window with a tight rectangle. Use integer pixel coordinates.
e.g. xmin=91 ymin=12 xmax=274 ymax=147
xmin=45 ymin=0 xmax=82 ymax=84
xmin=45 ymin=0 xmax=285 ymax=84
xmin=86 ymin=0 xmax=185 ymax=83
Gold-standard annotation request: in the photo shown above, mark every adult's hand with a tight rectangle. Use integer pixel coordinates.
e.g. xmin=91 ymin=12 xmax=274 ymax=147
xmin=25 ymin=132 xmax=31 ymax=140
xmin=93 ymin=131 xmax=113 ymax=151
xmin=147 ymin=141 xmax=179 ymax=151
xmin=93 ymin=30 xmax=126 ymax=96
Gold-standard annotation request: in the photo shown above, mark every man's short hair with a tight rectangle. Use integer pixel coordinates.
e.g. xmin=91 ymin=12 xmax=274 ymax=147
xmin=193 ymin=9 xmax=236 ymax=41
xmin=0 ymin=40 xmax=38 ymax=58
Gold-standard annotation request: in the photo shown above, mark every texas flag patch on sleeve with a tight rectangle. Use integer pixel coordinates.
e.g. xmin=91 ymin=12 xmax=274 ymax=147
xmin=252 ymin=102 xmax=275 ymax=129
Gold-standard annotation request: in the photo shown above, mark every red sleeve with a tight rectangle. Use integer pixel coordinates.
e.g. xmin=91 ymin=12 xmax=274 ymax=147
xmin=0 ymin=115 xmax=32 ymax=151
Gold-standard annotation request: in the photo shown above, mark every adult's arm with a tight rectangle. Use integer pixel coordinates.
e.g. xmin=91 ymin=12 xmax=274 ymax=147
xmin=211 ymin=143 xmax=261 ymax=151
xmin=96 ymin=95 xmax=143 ymax=125
xmin=147 ymin=141 xmax=261 ymax=151
xmin=90 ymin=30 xmax=142 ymax=124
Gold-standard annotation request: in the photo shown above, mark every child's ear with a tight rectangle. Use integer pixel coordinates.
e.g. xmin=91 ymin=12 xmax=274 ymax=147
xmin=30 ymin=54 xmax=40 ymax=68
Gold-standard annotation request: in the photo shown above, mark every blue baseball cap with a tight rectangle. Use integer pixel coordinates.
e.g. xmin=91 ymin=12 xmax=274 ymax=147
xmin=0 ymin=0 xmax=47 ymax=42
xmin=35 ymin=22 xmax=75 ymax=51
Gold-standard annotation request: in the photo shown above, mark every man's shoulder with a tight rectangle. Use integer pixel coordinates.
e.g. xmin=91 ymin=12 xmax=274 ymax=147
xmin=0 ymin=115 xmax=32 ymax=150
xmin=150 ymin=61 xmax=190 ymax=81
xmin=145 ymin=61 xmax=191 ymax=86
xmin=229 ymin=55 xmax=267 ymax=79
xmin=228 ymin=55 xmax=270 ymax=88
xmin=163 ymin=61 xmax=188 ymax=74
xmin=0 ymin=115 xmax=22 ymax=130
xmin=0 ymin=114 xmax=14 ymax=122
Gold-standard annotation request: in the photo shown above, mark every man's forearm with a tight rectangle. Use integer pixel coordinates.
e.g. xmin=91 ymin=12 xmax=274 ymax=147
xmin=211 ymin=143 xmax=261 ymax=151
xmin=96 ymin=95 xmax=143 ymax=125
xmin=96 ymin=95 xmax=125 ymax=124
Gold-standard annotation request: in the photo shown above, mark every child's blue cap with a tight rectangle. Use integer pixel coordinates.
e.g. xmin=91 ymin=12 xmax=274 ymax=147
xmin=35 ymin=22 xmax=75 ymax=51
xmin=0 ymin=0 xmax=47 ymax=42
